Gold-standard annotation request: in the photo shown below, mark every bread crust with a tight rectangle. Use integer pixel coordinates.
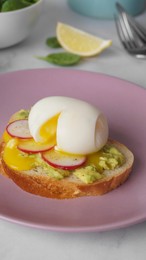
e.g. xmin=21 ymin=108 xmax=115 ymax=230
xmin=0 ymin=139 xmax=134 ymax=199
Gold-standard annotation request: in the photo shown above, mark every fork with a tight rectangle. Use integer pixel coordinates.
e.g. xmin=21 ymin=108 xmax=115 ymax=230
xmin=115 ymin=2 xmax=146 ymax=58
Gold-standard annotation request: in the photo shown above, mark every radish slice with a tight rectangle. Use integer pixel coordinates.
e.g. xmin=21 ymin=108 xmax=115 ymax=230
xmin=6 ymin=120 xmax=32 ymax=139
xmin=42 ymin=148 xmax=86 ymax=170
xmin=18 ymin=139 xmax=55 ymax=154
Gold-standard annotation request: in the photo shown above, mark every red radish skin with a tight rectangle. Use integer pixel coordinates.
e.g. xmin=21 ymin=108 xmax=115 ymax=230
xmin=18 ymin=140 xmax=55 ymax=154
xmin=6 ymin=120 xmax=32 ymax=139
xmin=42 ymin=149 xmax=86 ymax=170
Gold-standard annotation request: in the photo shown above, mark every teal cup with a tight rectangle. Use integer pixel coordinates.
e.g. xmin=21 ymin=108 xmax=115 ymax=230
xmin=68 ymin=0 xmax=146 ymax=19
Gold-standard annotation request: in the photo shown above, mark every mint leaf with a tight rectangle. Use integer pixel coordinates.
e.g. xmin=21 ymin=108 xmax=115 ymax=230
xmin=37 ymin=52 xmax=81 ymax=66
xmin=46 ymin=37 xmax=61 ymax=48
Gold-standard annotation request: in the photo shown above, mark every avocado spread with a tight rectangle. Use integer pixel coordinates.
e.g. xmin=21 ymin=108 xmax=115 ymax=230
xmin=15 ymin=109 xmax=29 ymax=120
xmin=15 ymin=110 xmax=125 ymax=184
xmin=34 ymin=154 xmax=70 ymax=180
xmin=74 ymin=165 xmax=103 ymax=184
xmin=74 ymin=145 xmax=125 ymax=184
xmin=98 ymin=145 xmax=125 ymax=170
xmin=31 ymin=145 xmax=125 ymax=184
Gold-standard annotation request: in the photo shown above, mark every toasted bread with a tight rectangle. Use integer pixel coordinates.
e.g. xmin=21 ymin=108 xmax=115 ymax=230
xmin=0 ymin=139 xmax=134 ymax=199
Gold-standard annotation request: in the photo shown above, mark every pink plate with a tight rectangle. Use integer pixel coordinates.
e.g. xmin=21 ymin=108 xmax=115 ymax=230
xmin=0 ymin=68 xmax=146 ymax=232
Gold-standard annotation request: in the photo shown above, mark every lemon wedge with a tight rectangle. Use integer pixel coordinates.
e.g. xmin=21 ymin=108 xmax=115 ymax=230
xmin=56 ymin=22 xmax=112 ymax=57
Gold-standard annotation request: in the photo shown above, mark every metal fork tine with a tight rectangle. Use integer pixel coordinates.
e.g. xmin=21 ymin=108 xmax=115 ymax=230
xmin=118 ymin=14 xmax=137 ymax=50
xmin=115 ymin=2 xmax=146 ymax=57
xmin=114 ymin=15 xmax=131 ymax=51
xmin=121 ymin=14 xmax=137 ymax=48
xmin=116 ymin=2 xmax=146 ymax=43
xmin=115 ymin=16 xmax=145 ymax=55
xmin=116 ymin=3 xmax=139 ymax=48
xmin=126 ymin=15 xmax=146 ymax=44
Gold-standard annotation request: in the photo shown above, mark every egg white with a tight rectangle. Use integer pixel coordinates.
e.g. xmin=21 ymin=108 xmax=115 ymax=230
xmin=28 ymin=96 xmax=108 ymax=154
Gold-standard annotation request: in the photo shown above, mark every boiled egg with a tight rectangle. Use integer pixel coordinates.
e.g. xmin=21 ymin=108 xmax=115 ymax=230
xmin=28 ymin=96 xmax=108 ymax=155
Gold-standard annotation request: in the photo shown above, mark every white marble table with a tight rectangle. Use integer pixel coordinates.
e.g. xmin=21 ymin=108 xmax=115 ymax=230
xmin=0 ymin=1 xmax=146 ymax=259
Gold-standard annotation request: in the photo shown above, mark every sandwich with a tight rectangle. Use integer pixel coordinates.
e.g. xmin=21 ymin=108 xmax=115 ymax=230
xmin=0 ymin=96 xmax=134 ymax=199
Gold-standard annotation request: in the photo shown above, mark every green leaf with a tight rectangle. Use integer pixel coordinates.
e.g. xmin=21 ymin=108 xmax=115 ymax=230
xmin=37 ymin=52 xmax=81 ymax=66
xmin=21 ymin=0 xmax=33 ymax=6
xmin=21 ymin=0 xmax=38 ymax=5
xmin=46 ymin=37 xmax=61 ymax=48
xmin=0 ymin=0 xmax=7 ymax=5
xmin=1 ymin=0 xmax=38 ymax=12
xmin=0 ymin=0 xmax=7 ymax=11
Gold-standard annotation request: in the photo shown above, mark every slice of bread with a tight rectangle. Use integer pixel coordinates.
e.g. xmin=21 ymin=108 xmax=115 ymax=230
xmin=0 ymin=139 xmax=134 ymax=199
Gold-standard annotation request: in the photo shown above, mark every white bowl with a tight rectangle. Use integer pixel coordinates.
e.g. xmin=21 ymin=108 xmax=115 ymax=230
xmin=0 ymin=0 xmax=43 ymax=49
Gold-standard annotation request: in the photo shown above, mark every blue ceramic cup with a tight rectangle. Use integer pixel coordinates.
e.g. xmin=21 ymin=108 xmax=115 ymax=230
xmin=68 ymin=0 xmax=146 ymax=19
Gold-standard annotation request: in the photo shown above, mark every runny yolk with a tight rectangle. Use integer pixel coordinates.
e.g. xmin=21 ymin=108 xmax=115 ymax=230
xmin=86 ymin=151 xmax=103 ymax=172
xmin=3 ymin=139 xmax=35 ymax=171
xmin=39 ymin=113 xmax=60 ymax=143
xmin=3 ymin=131 xmax=12 ymax=143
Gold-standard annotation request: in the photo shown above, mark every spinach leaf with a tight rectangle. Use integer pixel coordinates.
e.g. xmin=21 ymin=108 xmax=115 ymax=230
xmin=1 ymin=0 xmax=38 ymax=12
xmin=37 ymin=52 xmax=81 ymax=66
xmin=46 ymin=37 xmax=61 ymax=48
xmin=0 ymin=0 xmax=7 ymax=11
